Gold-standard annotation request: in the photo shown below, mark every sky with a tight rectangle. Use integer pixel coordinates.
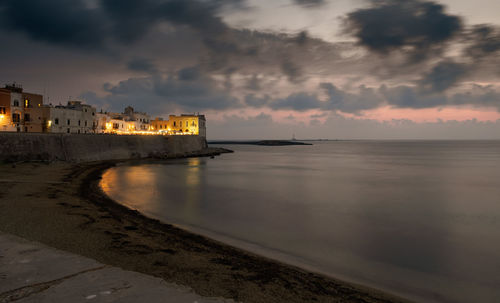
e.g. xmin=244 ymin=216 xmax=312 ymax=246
xmin=1 ymin=0 xmax=500 ymax=139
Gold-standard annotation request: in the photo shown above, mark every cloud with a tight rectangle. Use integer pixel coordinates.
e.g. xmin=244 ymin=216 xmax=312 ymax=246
xmin=344 ymin=0 xmax=462 ymax=61
xmin=209 ymin=111 xmax=500 ymax=140
xmin=0 ymin=0 xmax=245 ymax=49
xmin=418 ymin=60 xmax=469 ymax=92
xmin=321 ymin=83 xmax=384 ymax=113
xmin=0 ymin=0 xmax=107 ymax=49
xmin=271 ymin=92 xmax=321 ymax=111
xmin=381 ymin=83 xmax=500 ymax=110
xmin=292 ymin=0 xmax=326 ymax=8
xmin=127 ymin=57 xmax=158 ymax=74
xmin=83 ymin=67 xmax=241 ymax=113
xmin=245 ymin=94 xmax=270 ymax=107
xmin=465 ymin=24 xmax=500 ymax=58
xmin=281 ymin=59 xmax=303 ymax=83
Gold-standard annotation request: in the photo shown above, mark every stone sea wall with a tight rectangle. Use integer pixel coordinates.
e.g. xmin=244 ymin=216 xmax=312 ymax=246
xmin=0 ymin=132 xmax=207 ymax=162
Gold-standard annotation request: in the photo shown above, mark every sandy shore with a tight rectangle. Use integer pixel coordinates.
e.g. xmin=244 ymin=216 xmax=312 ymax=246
xmin=0 ymin=156 xmax=411 ymax=303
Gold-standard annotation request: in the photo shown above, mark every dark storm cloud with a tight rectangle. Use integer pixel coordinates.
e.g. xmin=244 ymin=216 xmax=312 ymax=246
xmin=0 ymin=0 xmax=106 ymax=49
xmin=127 ymin=58 xmax=158 ymax=74
xmin=270 ymin=92 xmax=322 ymax=111
xmin=381 ymin=84 xmax=500 ymax=110
xmin=465 ymin=24 xmax=500 ymax=58
xmin=245 ymin=94 xmax=270 ymax=107
xmin=321 ymin=83 xmax=384 ymax=112
xmin=292 ymin=0 xmax=326 ymax=8
xmin=418 ymin=60 xmax=469 ymax=92
xmin=344 ymin=0 xmax=462 ymax=61
xmin=266 ymin=83 xmax=383 ymax=113
xmin=0 ymin=0 xmax=244 ymax=49
xmin=0 ymin=0 xmax=347 ymax=86
xmin=281 ymin=59 xmax=303 ymax=83
xmin=94 ymin=67 xmax=241 ymax=112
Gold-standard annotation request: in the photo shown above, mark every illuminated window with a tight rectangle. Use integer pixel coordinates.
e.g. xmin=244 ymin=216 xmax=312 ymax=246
xmin=24 ymin=99 xmax=31 ymax=108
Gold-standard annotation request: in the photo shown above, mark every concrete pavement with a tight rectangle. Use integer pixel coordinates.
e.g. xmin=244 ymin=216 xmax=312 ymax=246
xmin=0 ymin=232 xmax=233 ymax=303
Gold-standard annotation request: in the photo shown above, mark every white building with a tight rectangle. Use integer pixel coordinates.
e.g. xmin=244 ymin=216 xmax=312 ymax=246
xmin=46 ymin=101 xmax=96 ymax=134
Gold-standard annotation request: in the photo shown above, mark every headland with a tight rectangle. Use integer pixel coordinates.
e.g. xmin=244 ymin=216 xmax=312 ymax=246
xmin=209 ymin=140 xmax=313 ymax=146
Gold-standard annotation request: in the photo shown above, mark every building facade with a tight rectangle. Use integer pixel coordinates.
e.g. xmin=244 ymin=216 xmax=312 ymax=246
xmin=1 ymin=84 xmax=207 ymax=137
xmin=46 ymin=101 xmax=96 ymax=134
xmin=151 ymin=114 xmax=206 ymax=136
xmin=0 ymin=84 xmax=45 ymax=133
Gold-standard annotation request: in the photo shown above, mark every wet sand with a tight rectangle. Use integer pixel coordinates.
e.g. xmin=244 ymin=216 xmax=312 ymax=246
xmin=0 ymin=159 xmax=411 ymax=303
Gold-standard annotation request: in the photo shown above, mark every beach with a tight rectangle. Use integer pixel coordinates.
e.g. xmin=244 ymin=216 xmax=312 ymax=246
xmin=0 ymin=159 xmax=409 ymax=303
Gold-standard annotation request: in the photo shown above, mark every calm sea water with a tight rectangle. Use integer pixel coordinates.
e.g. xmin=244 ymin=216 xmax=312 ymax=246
xmin=101 ymin=141 xmax=500 ymax=303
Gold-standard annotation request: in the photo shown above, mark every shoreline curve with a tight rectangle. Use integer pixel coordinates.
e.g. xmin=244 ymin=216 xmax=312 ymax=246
xmin=86 ymin=160 xmax=411 ymax=303
xmin=0 ymin=153 xmax=412 ymax=303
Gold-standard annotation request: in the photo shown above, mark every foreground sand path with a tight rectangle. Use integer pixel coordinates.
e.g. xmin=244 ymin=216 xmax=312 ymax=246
xmin=0 ymin=161 xmax=410 ymax=303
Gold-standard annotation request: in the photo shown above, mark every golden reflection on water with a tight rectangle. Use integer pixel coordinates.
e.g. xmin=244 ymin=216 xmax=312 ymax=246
xmin=186 ymin=158 xmax=201 ymax=186
xmin=101 ymin=165 xmax=157 ymax=208
xmin=184 ymin=158 xmax=202 ymax=221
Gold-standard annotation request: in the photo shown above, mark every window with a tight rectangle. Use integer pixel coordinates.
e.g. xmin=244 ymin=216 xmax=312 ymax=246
xmin=85 ymin=121 xmax=87 ymax=127
xmin=67 ymin=119 xmax=70 ymax=125
xmin=67 ymin=128 xmax=70 ymax=133
xmin=78 ymin=120 xmax=81 ymax=126
xmin=180 ymin=121 xmax=182 ymax=127
xmin=24 ymin=99 xmax=31 ymax=108
xmin=173 ymin=121 xmax=176 ymax=126
xmin=13 ymin=100 xmax=19 ymax=107
xmin=55 ymin=118 xmax=59 ymax=125
xmin=12 ymin=113 xmax=20 ymax=123
xmin=92 ymin=112 xmax=95 ymax=116
xmin=185 ymin=129 xmax=189 ymax=132
xmin=0 ymin=107 xmax=5 ymax=114
xmin=24 ymin=114 xmax=30 ymax=122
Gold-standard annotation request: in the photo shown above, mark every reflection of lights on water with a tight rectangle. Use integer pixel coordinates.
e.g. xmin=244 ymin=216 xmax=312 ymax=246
xmin=186 ymin=158 xmax=201 ymax=186
xmin=184 ymin=158 xmax=202 ymax=221
xmin=101 ymin=166 xmax=157 ymax=208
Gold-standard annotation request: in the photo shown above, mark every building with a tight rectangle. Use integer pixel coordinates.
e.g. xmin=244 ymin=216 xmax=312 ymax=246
xmin=151 ymin=114 xmax=206 ymax=136
xmin=1 ymin=84 xmax=207 ymax=137
xmin=123 ymin=106 xmax=151 ymax=131
xmin=0 ymin=83 xmax=45 ymax=132
xmin=46 ymin=101 xmax=97 ymax=134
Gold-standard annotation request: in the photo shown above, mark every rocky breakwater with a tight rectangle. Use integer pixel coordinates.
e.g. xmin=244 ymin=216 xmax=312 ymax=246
xmin=0 ymin=132 xmax=213 ymax=163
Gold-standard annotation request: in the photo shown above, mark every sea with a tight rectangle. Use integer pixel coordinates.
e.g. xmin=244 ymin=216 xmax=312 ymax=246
xmin=100 ymin=140 xmax=500 ymax=303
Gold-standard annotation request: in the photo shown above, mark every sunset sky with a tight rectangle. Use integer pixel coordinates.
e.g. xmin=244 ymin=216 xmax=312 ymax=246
xmin=1 ymin=0 xmax=500 ymax=139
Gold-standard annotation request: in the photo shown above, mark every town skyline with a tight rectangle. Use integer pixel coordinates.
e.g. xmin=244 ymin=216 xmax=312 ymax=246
xmin=1 ymin=0 xmax=500 ymax=139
